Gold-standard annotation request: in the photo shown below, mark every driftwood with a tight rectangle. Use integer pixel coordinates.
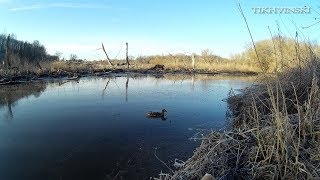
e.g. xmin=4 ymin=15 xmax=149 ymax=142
xmin=0 ymin=81 xmax=26 ymax=85
xmin=0 ymin=75 xmax=31 ymax=85
xmin=67 ymin=76 xmax=79 ymax=81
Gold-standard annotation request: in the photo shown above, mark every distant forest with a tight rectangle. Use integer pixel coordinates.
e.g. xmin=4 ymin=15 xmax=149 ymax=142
xmin=0 ymin=34 xmax=58 ymax=68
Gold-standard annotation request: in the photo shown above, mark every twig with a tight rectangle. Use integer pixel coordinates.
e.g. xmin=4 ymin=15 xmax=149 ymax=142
xmin=238 ymin=3 xmax=264 ymax=72
xmin=154 ymin=147 xmax=174 ymax=173
xmin=112 ymin=171 xmax=120 ymax=180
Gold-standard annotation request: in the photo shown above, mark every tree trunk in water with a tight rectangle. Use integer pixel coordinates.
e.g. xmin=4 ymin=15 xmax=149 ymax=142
xmin=192 ymin=53 xmax=195 ymax=70
xmin=126 ymin=42 xmax=129 ymax=69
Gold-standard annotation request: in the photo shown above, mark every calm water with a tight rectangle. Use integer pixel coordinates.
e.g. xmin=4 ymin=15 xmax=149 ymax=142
xmin=0 ymin=74 xmax=254 ymax=180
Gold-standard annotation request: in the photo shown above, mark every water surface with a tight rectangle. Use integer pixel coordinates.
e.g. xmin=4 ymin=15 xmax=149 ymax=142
xmin=0 ymin=74 xmax=254 ymax=180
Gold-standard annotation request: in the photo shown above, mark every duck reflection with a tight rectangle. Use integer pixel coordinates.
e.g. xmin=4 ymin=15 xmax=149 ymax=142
xmin=147 ymin=116 xmax=167 ymax=121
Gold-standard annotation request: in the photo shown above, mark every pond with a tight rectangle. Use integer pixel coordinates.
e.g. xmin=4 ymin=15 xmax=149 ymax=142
xmin=0 ymin=73 xmax=255 ymax=180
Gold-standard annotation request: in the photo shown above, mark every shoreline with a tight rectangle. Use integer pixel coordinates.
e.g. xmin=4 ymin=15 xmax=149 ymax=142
xmin=0 ymin=68 xmax=258 ymax=85
xmin=168 ymin=65 xmax=320 ymax=179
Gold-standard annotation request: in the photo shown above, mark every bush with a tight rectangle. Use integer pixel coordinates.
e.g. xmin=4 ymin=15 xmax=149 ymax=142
xmin=238 ymin=36 xmax=316 ymax=72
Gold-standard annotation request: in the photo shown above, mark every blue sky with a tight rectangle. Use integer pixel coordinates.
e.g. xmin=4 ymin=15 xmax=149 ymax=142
xmin=0 ymin=0 xmax=319 ymax=60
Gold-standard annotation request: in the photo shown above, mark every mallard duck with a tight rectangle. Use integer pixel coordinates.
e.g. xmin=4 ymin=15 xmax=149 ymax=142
xmin=147 ymin=109 xmax=167 ymax=118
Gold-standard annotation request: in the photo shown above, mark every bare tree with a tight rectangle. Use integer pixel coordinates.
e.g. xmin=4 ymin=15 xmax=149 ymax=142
xmin=70 ymin=54 xmax=78 ymax=61
xmin=101 ymin=43 xmax=113 ymax=66
xmin=54 ymin=51 xmax=63 ymax=60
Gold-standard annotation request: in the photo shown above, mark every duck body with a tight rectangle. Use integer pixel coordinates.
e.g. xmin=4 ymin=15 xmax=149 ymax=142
xmin=147 ymin=109 xmax=167 ymax=118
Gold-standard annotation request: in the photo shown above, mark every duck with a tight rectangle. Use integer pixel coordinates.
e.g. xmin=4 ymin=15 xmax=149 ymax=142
xmin=147 ymin=109 xmax=167 ymax=118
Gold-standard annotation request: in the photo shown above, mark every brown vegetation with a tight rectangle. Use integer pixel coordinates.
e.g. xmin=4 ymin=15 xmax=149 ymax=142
xmin=133 ymin=52 xmax=260 ymax=74
xmin=2 ymin=33 xmax=320 ymax=81
xmin=164 ymin=38 xmax=320 ymax=179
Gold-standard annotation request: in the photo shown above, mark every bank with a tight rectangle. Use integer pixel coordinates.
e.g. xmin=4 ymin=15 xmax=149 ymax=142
xmin=166 ymin=60 xmax=320 ymax=179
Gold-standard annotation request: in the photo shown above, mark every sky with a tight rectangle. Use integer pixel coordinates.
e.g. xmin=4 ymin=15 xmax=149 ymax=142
xmin=0 ymin=0 xmax=319 ymax=60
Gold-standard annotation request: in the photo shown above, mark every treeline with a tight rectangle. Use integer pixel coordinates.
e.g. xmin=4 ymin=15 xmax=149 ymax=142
xmin=135 ymin=50 xmax=229 ymax=69
xmin=133 ymin=50 xmax=259 ymax=73
xmin=0 ymin=34 xmax=58 ymax=68
xmin=231 ymin=36 xmax=320 ymax=72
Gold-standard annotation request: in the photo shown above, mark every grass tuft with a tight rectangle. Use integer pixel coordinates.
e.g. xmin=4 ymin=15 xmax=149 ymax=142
xmin=169 ymin=42 xmax=320 ymax=180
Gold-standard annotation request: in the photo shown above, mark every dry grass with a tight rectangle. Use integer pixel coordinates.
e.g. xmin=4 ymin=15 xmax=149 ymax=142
xmin=133 ymin=54 xmax=260 ymax=74
xmin=169 ymin=61 xmax=320 ymax=180
xmin=51 ymin=61 xmax=95 ymax=73
xmin=165 ymin=40 xmax=320 ymax=180
xmin=161 ymin=74 xmax=258 ymax=82
xmin=1 ymin=53 xmax=261 ymax=78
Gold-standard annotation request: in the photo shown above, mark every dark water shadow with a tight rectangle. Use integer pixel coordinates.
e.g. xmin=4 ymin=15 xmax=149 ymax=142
xmin=0 ymin=82 xmax=47 ymax=122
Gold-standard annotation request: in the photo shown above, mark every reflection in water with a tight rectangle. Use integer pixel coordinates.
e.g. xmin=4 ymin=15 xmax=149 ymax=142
xmin=126 ymin=75 xmax=129 ymax=102
xmin=0 ymin=74 xmax=257 ymax=180
xmin=147 ymin=116 xmax=167 ymax=121
xmin=0 ymin=82 xmax=47 ymax=121
xmin=191 ymin=74 xmax=195 ymax=91
xmin=102 ymin=78 xmax=111 ymax=97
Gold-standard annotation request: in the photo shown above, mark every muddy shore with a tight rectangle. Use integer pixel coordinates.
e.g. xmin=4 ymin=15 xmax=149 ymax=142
xmin=0 ymin=68 xmax=258 ymax=85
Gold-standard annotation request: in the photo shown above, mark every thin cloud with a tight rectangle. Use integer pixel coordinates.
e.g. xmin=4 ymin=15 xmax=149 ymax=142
xmin=9 ymin=3 xmax=112 ymax=11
